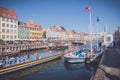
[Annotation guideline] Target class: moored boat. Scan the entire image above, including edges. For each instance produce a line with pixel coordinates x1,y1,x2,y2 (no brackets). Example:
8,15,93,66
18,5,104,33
64,47,87,63
0,51,62,75
64,55,85,63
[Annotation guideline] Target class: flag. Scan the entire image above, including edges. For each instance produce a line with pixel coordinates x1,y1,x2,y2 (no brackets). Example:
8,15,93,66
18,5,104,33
85,6,91,11
97,17,99,22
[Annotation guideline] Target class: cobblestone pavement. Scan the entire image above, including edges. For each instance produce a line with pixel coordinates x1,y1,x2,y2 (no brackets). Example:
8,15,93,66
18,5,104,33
94,45,120,80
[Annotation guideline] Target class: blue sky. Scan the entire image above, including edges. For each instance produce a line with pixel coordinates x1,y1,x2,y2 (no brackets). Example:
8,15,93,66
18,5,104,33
0,0,120,33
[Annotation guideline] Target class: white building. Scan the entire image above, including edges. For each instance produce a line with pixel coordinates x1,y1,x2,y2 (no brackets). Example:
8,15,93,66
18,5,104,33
0,7,18,41
46,27,61,40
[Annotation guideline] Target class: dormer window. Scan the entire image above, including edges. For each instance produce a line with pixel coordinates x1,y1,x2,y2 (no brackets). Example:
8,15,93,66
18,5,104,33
2,13,6,17
13,16,16,19
8,14,12,18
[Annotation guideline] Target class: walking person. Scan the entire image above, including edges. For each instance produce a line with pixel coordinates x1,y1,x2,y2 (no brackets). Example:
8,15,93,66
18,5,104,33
113,41,115,47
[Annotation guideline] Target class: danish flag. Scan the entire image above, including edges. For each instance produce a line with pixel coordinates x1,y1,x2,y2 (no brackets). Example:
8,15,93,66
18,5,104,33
86,6,91,11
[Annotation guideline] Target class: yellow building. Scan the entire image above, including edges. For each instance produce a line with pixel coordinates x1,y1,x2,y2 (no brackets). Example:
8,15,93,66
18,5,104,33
60,31,67,40
66,30,75,40
26,21,44,41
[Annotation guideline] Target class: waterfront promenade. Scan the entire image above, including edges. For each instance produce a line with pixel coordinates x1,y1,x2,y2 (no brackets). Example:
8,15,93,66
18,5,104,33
0,43,48,56
0,40,69,56
94,45,120,80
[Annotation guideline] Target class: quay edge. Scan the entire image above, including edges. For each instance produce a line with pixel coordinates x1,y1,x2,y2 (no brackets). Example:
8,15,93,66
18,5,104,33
0,53,62,75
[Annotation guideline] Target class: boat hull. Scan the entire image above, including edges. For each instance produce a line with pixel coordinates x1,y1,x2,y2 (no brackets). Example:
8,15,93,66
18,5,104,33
64,62,85,70
0,53,62,75
64,57,85,63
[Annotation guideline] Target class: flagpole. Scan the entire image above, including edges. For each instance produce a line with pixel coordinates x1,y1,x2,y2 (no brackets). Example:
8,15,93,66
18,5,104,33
96,20,99,51
89,12,92,55
85,6,92,56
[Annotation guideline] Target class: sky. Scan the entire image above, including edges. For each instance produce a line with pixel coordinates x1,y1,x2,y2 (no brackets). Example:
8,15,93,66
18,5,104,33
0,0,120,33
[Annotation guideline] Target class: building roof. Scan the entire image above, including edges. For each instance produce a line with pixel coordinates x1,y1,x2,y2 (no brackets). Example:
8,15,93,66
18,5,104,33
25,21,41,28
18,21,27,27
0,7,18,20
49,25,66,32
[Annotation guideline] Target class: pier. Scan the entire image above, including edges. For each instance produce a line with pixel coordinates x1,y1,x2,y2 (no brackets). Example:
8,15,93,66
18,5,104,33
94,45,120,80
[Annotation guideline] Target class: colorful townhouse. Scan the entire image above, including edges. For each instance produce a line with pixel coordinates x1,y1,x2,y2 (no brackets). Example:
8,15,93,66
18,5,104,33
26,21,43,41
0,7,18,41
18,21,30,40
66,30,75,40
46,25,67,40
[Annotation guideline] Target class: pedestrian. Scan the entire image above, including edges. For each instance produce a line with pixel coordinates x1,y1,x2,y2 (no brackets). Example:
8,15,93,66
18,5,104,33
113,41,115,47
0,60,2,68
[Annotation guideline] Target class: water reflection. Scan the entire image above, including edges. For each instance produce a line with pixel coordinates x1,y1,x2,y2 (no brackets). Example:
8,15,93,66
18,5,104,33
64,62,85,70
85,62,100,80
85,63,96,71
0,48,93,80
0,58,62,80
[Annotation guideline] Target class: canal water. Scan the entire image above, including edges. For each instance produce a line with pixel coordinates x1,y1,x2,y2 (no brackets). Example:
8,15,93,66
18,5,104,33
0,50,92,80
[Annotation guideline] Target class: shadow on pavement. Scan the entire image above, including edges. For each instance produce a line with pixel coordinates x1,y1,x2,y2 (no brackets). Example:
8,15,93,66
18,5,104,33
98,66,120,80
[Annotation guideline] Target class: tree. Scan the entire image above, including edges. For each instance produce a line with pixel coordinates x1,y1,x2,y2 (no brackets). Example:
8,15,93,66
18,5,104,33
0,39,4,45
43,31,46,38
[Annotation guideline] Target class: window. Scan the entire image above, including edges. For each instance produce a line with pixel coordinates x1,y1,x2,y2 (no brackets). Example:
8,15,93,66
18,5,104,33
14,25,17,28
2,18,5,21
8,14,12,18
11,20,13,23
14,36,16,39
106,37,111,42
2,35,5,39
13,16,16,19
11,24,13,28
14,30,17,34
2,23,5,27
2,29,5,33
12,20,15,23
14,20,16,23
7,18,9,22
9,19,11,22
11,35,13,39
7,29,9,33
14,20,17,23
11,30,13,33
6,35,9,38
5,18,7,21
7,24,9,27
